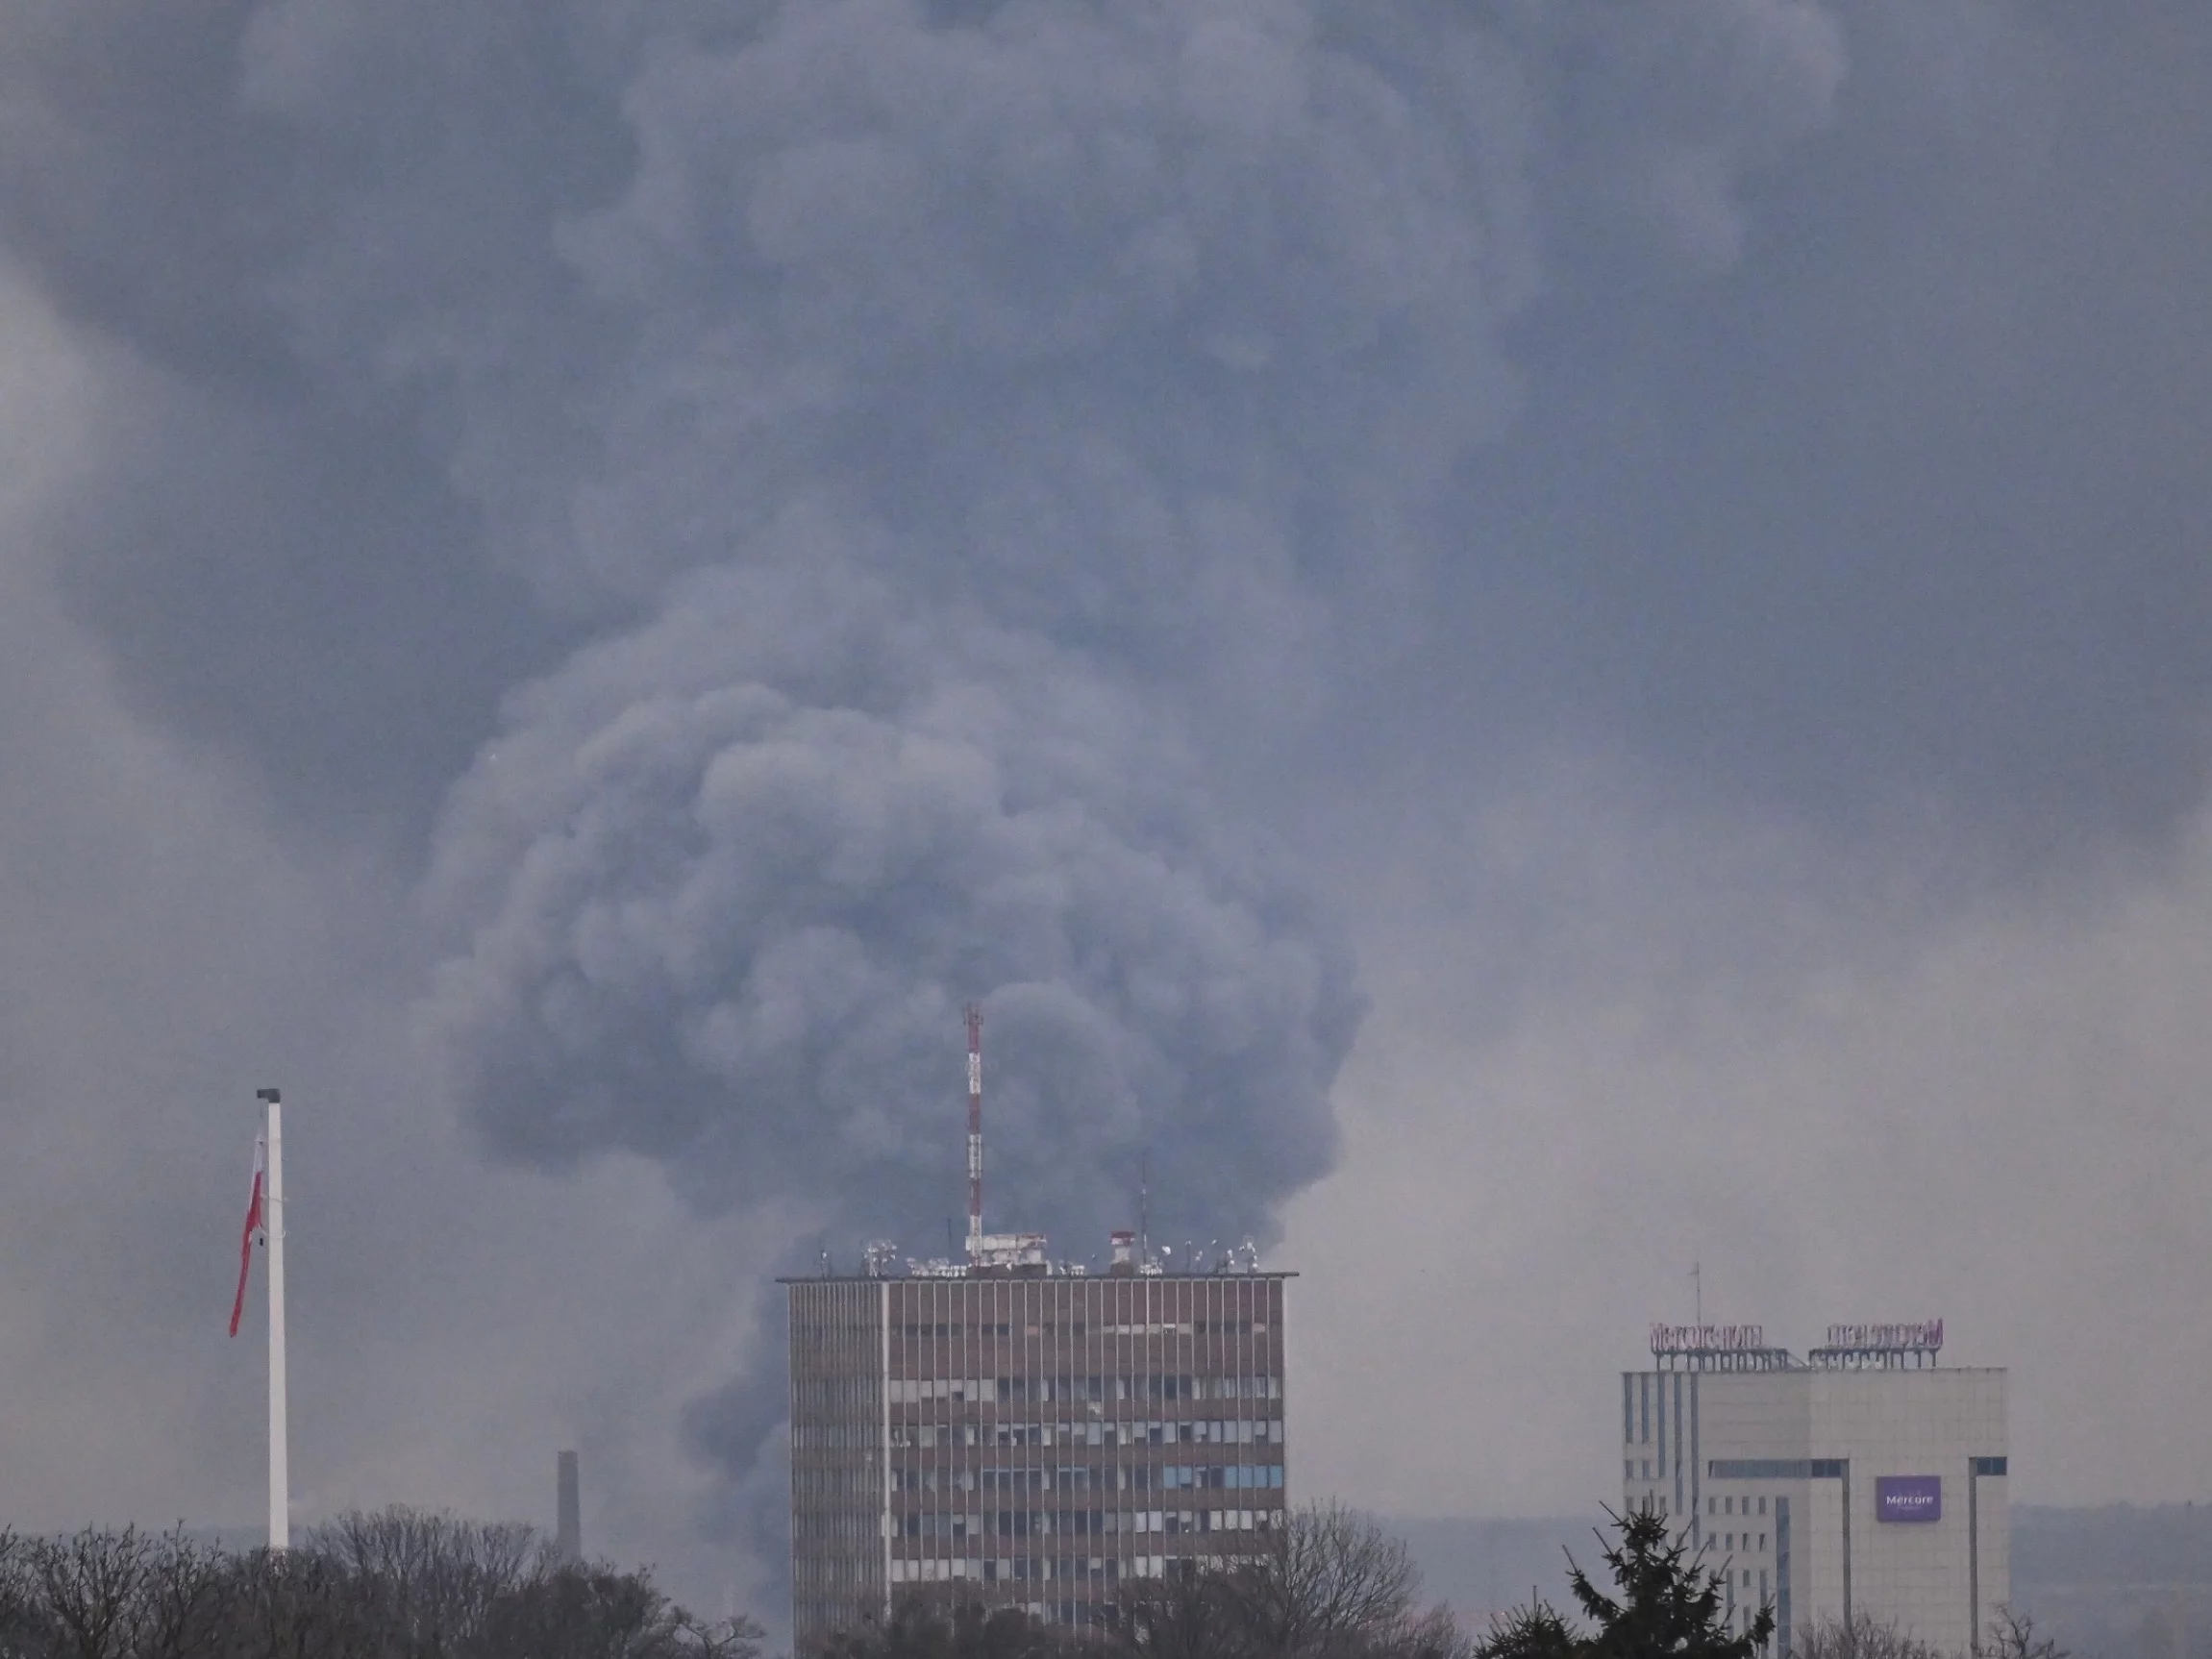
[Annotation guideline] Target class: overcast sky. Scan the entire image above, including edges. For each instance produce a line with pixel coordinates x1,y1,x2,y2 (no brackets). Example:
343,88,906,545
0,0,2207,1627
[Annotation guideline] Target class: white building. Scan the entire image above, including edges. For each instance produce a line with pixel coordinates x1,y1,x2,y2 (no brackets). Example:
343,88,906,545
1622,1322,2007,1659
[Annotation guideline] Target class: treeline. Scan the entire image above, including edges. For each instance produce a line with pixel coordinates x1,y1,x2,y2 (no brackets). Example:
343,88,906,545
14,1501,2084,1659
824,1506,2075,1659
0,1508,761,1659
826,1502,1471,1659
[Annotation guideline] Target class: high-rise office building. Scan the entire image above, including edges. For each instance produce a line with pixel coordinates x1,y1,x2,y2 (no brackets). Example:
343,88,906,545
1622,1321,2007,1659
788,1255,1288,1647
784,1009,1291,1650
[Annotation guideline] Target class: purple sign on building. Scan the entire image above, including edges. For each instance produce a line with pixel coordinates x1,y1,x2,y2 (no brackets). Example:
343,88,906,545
1876,1475,1943,1523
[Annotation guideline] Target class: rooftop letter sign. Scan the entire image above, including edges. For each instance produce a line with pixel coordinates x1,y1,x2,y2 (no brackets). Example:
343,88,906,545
1824,1320,1943,1352
1651,1324,1767,1354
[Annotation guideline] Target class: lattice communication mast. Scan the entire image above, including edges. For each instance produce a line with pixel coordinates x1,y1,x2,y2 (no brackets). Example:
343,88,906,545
965,1003,983,1253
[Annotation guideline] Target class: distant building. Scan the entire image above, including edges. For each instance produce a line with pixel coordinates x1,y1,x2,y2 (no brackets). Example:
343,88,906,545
784,1008,1290,1651
1623,1321,2007,1659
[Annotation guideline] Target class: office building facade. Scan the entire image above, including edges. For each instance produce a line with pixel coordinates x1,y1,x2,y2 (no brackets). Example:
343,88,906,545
1623,1323,2007,1659
789,1262,1289,1650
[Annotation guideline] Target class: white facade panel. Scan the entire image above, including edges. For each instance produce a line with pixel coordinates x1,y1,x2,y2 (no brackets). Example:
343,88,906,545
1622,1365,2007,1659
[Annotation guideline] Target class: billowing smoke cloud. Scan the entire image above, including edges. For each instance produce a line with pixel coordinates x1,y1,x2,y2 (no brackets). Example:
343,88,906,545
0,0,1865,1594
8,0,2212,1623
404,0,1845,1564
391,0,1840,1562
408,0,1543,1549
422,555,1361,1248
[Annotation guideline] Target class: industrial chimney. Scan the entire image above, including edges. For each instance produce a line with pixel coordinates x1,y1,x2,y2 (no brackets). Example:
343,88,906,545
556,1450,581,1565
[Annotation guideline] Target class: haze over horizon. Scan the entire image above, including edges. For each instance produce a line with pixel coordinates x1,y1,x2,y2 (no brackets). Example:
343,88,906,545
0,0,2205,1621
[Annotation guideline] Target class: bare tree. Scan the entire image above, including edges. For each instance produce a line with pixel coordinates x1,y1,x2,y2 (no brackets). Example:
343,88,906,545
1793,1614,1950,1659
465,1562,662,1659
308,1508,540,1659
1269,1501,1429,1653
26,1526,161,1659
821,1596,1080,1659
137,1529,235,1659
464,1560,764,1659
0,1517,760,1659
656,1606,768,1659
1103,1566,1266,1659
1984,1609,2067,1659
1103,1502,1470,1659
0,1529,42,1657
217,1547,382,1659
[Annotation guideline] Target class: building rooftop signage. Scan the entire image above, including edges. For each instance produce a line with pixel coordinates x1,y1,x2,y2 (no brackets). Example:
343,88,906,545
1824,1320,1943,1352
1807,1318,1944,1369
1646,1321,1798,1372
1651,1323,1766,1354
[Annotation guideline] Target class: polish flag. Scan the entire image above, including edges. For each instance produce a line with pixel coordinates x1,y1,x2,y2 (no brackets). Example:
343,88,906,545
229,1140,265,1338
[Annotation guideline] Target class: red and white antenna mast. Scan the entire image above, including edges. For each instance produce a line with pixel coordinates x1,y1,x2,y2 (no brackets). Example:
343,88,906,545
965,1003,984,1253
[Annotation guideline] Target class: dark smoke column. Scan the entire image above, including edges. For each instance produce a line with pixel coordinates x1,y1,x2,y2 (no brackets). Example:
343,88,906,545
424,575,1362,1244
410,0,1543,1601
420,569,1365,1578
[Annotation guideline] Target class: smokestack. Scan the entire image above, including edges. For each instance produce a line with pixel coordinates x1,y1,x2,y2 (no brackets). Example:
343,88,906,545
556,1449,581,1565
965,1003,983,1253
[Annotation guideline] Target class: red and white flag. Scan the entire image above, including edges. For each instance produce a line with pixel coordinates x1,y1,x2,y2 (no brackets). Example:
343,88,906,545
228,1139,265,1338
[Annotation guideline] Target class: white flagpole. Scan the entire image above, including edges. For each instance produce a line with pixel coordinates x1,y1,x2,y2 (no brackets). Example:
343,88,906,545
258,1087,289,1551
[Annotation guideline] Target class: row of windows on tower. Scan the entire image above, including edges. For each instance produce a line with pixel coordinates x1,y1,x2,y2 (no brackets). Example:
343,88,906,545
893,1506,1282,1540
1623,1480,1778,1526
892,1464,1286,1494
889,1336,1274,1345
887,1418,1283,1449
882,1374,1283,1405
889,1554,1237,1587
1625,1510,1774,1555
1710,1495,1771,1517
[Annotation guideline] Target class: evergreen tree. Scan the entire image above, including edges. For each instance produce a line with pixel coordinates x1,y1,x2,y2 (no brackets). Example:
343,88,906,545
1473,1600,1581,1659
1476,1508,1774,1659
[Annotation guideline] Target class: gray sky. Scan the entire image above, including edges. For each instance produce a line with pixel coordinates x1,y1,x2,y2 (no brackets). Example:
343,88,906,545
0,0,2206,1624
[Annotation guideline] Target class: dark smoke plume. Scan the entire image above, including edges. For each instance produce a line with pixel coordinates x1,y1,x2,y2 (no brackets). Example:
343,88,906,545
422,556,1363,1249
0,0,1852,1592
407,0,1837,1568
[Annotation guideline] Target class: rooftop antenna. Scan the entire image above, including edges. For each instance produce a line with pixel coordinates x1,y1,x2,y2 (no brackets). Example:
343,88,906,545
966,1003,984,1254
1693,1261,1702,1330
1138,1149,1150,1264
